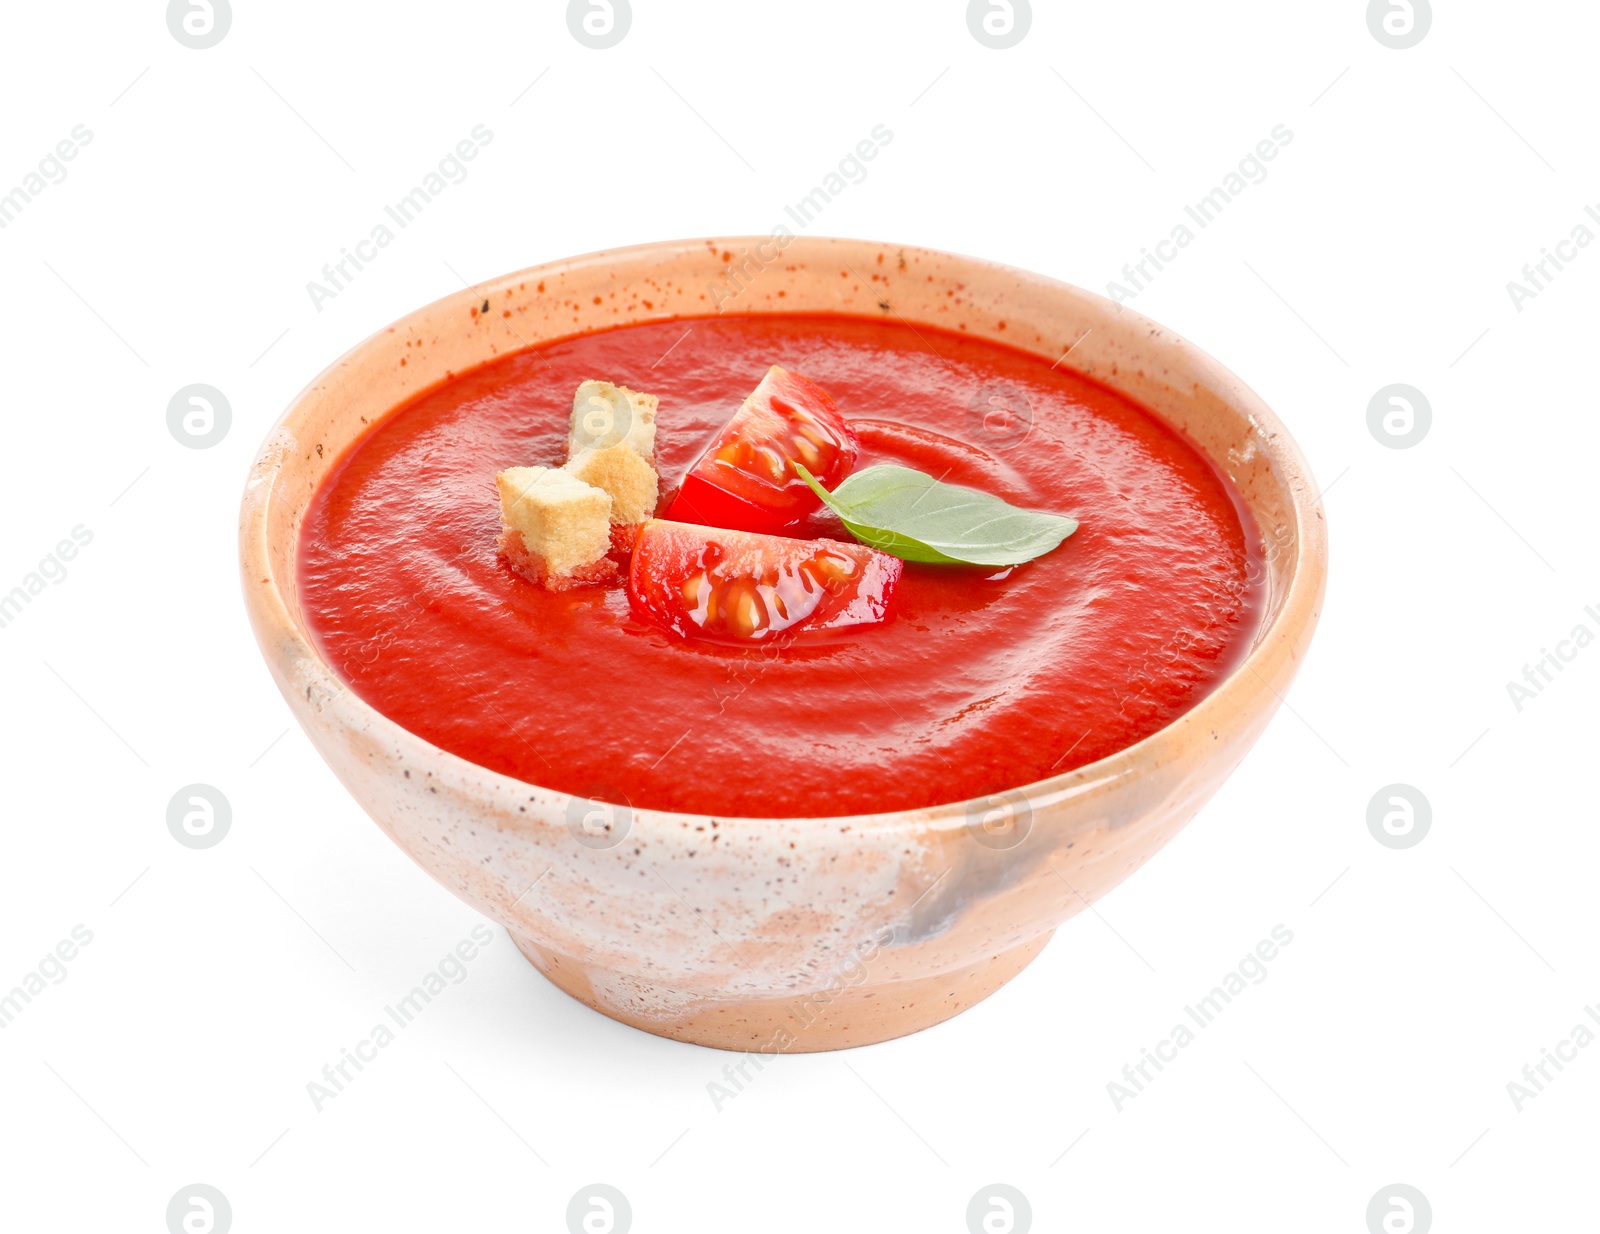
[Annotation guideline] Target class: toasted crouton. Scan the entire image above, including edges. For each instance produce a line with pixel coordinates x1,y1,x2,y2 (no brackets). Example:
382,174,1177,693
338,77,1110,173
496,466,616,588
569,380,658,462
564,443,659,526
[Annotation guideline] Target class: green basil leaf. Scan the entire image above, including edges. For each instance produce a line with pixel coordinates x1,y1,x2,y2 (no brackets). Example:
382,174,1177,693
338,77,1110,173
795,463,1079,567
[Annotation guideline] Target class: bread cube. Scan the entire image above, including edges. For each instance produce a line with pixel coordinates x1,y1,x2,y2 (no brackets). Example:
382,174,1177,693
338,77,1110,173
569,380,657,462
563,444,659,526
495,466,616,588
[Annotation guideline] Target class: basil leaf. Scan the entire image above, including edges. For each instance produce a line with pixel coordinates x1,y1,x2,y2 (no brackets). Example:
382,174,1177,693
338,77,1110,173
795,463,1079,566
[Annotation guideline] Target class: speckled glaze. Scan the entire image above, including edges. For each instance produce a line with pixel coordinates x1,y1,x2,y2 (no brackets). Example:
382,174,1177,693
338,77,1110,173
240,237,1327,1052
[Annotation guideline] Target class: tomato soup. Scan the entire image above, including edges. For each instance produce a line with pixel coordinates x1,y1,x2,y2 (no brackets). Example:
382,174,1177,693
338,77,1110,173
299,314,1262,817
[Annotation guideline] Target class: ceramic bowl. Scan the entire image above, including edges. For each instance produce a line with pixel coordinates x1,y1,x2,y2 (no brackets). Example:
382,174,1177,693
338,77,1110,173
240,236,1326,1052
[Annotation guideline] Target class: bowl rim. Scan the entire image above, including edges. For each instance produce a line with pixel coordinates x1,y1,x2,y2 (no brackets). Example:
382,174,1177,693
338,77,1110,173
240,234,1327,837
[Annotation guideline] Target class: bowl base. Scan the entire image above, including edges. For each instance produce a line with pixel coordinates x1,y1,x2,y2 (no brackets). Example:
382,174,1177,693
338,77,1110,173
511,930,1054,1052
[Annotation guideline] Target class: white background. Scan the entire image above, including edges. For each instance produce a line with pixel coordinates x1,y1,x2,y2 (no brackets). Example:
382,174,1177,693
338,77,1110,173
1,1,1594,1231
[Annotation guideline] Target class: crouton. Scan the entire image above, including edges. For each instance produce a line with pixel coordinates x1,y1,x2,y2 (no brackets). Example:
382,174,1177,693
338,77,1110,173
563,443,659,526
569,380,657,462
495,466,617,589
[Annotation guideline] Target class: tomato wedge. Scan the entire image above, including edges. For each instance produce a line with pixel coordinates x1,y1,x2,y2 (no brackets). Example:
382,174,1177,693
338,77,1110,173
628,520,902,643
665,365,859,533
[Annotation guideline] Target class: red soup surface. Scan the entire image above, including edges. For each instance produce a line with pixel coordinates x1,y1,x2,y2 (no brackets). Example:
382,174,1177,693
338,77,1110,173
300,314,1263,818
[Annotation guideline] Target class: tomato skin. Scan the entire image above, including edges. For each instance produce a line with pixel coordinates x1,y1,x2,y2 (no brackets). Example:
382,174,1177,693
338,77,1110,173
664,365,858,533
628,519,902,644
665,472,779,535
